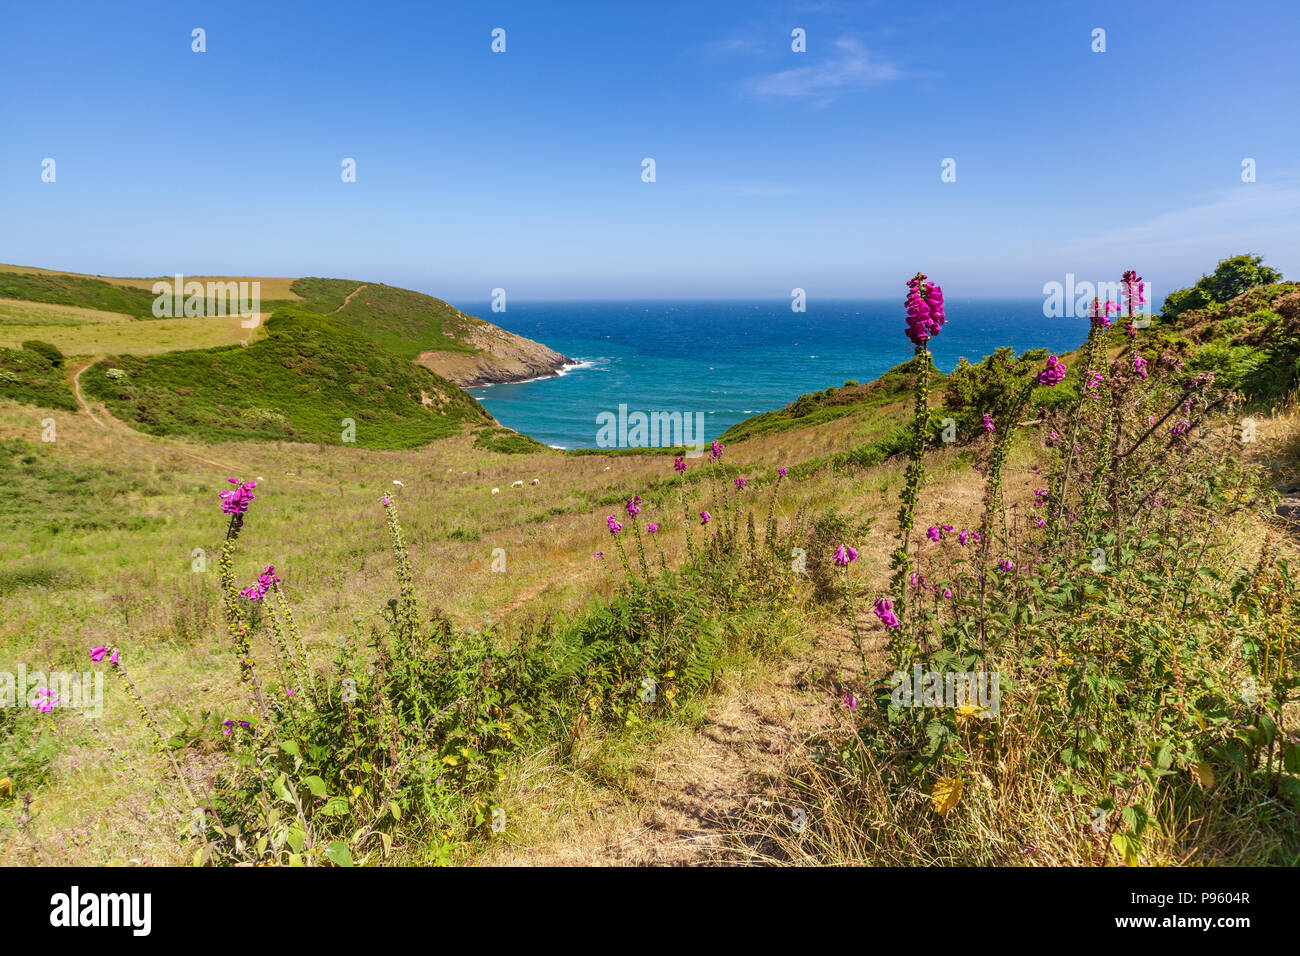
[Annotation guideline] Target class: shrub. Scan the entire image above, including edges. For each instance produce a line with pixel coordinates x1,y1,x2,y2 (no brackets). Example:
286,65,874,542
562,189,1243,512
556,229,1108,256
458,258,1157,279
20,340,64,368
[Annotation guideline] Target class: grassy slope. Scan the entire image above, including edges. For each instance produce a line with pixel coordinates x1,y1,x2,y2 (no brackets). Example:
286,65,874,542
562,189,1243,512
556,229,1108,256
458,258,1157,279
308,280,481,358
79,306,491,448
0,272,158,318
0,266,487,354
2,282,1298,866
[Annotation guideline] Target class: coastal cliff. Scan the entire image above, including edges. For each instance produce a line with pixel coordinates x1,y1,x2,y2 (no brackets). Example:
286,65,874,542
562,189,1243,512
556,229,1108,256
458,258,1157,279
417,320,573,386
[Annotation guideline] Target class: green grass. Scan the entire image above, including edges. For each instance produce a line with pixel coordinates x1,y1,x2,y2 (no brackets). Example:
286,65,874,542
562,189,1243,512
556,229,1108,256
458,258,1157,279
720,358,937,443
0,344,77,411
80,306,491,448
472,427,547,454
288,277,364,314
0,272,158,319
328,283,480,358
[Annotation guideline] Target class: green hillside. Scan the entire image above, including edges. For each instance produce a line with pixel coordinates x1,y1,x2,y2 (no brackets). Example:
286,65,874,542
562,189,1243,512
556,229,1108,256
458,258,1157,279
0,271,157,318
294,279,481,359
79,306,491,448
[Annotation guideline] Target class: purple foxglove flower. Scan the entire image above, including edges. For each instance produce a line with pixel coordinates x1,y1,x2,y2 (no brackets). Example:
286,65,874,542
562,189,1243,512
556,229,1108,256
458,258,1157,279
873,597,901,629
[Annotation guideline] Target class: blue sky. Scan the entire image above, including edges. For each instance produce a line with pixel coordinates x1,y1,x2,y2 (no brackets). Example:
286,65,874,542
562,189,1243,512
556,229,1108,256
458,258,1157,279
2,0,1297,300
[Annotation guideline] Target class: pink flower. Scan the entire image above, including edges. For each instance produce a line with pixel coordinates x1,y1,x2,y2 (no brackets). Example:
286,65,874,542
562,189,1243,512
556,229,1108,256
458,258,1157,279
873,597,901,629
1085,370,1103,390
32,688,58,713
1089,298,1119,328
733,477,746,490
904,273,945,346
1121,270,1146,315
841,691,858,711
1037,355,1067,387
647,523,659,533
982,413,995,433
219,478,257,516
90,645,108,663
673,456,687,473
958,529,970,547
241,565,282,602
942,587,952,599
382,495,390,506
833,544,858,566
778,467,787,477
700,511,711,525
626,495,642,518
606,515,623,535
926,526,942,542
709,440,725,461
1133,355,1148,379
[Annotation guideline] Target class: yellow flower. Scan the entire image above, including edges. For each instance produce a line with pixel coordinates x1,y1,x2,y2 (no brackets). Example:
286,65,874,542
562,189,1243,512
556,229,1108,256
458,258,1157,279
955,704,987,723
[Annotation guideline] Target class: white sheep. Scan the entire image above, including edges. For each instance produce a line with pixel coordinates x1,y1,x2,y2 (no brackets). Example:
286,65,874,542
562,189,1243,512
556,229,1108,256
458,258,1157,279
530,478,539,485
491,488,500,495
511,480,524,488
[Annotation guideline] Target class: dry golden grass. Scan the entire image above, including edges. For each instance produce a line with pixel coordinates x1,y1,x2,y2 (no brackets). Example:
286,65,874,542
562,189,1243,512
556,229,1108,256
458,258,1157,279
0,264,303,300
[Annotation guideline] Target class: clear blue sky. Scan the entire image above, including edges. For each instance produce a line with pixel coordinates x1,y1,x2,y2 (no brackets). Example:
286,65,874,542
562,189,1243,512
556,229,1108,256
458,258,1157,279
2,0,1297,300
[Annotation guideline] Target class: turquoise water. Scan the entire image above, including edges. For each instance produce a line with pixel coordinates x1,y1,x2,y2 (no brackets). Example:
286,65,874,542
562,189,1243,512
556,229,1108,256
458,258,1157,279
461,299,1086,450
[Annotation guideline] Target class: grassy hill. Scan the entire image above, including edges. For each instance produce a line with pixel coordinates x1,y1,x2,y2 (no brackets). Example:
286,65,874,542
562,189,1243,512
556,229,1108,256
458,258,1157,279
289,279,479,358
79,306,491,448
0,265,569,387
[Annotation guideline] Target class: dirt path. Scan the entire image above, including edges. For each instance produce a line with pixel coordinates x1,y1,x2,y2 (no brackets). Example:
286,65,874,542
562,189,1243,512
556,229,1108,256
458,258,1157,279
332,283,368,313
67,357,308,480
481,473,974,865
481,602,883,866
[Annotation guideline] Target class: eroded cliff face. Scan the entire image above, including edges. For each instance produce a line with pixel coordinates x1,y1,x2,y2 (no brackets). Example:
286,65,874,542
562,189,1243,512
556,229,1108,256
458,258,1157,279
417,321,573,386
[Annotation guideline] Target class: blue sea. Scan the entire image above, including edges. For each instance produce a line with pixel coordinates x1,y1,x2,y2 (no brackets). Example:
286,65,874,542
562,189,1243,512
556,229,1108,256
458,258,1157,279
460,299,1085,450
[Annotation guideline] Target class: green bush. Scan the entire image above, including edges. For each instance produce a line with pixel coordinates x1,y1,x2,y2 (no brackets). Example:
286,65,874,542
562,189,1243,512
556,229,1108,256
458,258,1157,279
20,340,64,368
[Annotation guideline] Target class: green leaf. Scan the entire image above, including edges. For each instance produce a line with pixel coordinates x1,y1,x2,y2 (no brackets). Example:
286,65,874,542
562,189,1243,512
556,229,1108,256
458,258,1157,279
321,795,350,817
304,775,328,798
1284,742,1300,774
326,842,353,867
273,774,293,803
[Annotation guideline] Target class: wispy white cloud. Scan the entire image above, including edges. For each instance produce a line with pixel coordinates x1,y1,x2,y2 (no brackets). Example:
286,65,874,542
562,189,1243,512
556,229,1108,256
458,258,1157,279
741,37,901,106
1075,182,1300,250
697,33,765,56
